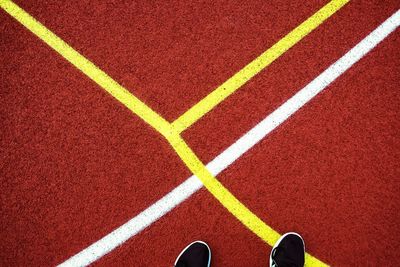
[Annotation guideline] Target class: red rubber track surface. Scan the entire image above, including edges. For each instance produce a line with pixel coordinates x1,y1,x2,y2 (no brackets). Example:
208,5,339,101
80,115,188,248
96,30,400,267
9,0,326,120
183,0,399,163
0,12,191,266
1,0,399,266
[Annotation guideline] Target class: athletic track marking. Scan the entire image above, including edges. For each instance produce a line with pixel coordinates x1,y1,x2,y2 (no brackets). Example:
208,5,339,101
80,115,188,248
1,1,343,265
171,0,349,133
2,0,398,265
58,10,400,266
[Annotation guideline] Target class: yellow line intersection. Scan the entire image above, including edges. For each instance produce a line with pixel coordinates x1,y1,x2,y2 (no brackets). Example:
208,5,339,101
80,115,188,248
0,0,349,265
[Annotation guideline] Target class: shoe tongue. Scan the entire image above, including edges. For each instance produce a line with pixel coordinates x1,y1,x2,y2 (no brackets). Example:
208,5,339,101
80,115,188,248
272,247,299,267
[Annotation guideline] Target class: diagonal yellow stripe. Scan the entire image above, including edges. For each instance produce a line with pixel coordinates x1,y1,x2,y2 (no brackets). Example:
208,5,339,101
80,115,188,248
167,134,329,266
172,0,349,133
0,0,173,138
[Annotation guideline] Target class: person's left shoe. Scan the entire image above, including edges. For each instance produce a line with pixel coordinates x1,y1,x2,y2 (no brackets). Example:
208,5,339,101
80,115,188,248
174,241,211,267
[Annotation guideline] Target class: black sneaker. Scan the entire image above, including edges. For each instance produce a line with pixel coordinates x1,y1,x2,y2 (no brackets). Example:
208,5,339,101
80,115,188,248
269,232,305,267
174,241,211,267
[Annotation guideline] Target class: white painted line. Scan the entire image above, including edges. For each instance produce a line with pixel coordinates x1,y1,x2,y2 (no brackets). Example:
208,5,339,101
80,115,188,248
58,10,400,267
58,177,203,267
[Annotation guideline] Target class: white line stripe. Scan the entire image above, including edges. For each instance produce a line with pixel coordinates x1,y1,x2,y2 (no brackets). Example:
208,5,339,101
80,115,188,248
59,10,400,267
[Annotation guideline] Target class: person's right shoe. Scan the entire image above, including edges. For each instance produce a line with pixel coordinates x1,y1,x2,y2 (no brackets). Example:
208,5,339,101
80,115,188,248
269,232,305,267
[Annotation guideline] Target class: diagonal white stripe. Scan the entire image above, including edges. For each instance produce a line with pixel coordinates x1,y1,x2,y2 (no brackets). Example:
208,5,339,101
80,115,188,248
59,9,400,267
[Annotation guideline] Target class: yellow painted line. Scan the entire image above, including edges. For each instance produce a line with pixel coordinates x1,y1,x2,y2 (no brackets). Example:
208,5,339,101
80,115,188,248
167,134,328,266
1,1,329,265
0,0,173,138
171,0,349,133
